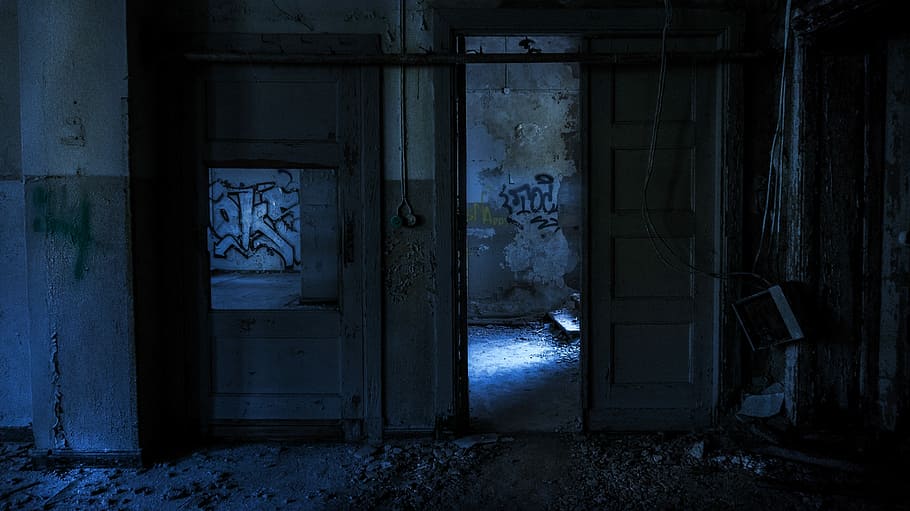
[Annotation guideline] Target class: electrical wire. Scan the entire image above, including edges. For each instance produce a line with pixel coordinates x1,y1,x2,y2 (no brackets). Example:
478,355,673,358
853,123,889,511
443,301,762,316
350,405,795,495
752,0,793,272
400,0,408,201
640,0,772,288
397,0,416,225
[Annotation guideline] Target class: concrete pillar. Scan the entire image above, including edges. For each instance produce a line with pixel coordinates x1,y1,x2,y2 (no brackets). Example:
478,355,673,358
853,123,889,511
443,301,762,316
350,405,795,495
18,0,139,462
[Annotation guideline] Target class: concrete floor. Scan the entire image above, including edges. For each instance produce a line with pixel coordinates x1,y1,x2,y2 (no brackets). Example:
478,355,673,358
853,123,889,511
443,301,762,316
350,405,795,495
210,272,302,310
468,322,581,433
2,427,905,510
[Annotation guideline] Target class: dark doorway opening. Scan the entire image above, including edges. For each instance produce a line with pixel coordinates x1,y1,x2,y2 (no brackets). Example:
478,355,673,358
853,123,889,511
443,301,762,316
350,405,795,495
462,35,584,433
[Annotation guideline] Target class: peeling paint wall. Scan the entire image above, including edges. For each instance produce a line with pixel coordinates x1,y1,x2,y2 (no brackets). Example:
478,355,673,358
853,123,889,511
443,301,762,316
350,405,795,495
19,0,138,454
465,36,582,319
760,4,907,431
879,37,910,431
0,0,31,430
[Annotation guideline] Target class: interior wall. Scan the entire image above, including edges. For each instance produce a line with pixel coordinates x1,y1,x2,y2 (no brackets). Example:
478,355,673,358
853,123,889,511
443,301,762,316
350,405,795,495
879,36,910,432
126,0,902,440
0,0,32,430
766,3,903,430
465,36,582,320
137,0,768,436
138,0,443,433
2,0,902,457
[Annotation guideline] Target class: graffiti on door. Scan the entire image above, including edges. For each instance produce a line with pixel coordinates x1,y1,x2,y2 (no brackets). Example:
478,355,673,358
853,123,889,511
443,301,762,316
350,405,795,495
209,169,301,270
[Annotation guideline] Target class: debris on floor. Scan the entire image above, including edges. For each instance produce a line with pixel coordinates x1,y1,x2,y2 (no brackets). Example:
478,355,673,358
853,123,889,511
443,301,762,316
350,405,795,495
738,382,786,418
2,421,906,511
547,309,580,339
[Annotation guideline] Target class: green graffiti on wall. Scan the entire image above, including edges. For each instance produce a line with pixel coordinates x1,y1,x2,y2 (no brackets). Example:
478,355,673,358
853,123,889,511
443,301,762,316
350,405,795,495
32,186,92,280
467,203,507,226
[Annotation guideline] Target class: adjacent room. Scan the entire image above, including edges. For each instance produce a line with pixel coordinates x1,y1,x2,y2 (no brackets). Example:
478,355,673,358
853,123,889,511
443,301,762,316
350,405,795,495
464,35,583,433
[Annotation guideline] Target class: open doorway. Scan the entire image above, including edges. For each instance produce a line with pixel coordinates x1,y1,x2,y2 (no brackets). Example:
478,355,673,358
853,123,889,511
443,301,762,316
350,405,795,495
463,35,583,433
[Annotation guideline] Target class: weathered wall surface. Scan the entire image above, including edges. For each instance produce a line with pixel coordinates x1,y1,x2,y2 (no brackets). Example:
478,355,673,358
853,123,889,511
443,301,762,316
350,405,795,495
144,0,443,432
879,37,910,431
761,3,905,431
0,0,19,179
0,183,30,430
142,0,754,432
131,0,902,436
465,36,582,319
0,0,31,430
19,0,138,453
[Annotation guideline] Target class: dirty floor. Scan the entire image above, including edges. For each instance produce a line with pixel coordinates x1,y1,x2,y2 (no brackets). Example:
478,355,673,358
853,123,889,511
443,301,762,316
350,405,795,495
2,422,907,510
468,322,580,433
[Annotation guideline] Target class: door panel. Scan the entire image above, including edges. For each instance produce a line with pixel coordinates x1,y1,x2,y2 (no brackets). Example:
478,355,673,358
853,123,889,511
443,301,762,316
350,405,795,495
200,63,377,437
206,80,339,141
588,35,720,430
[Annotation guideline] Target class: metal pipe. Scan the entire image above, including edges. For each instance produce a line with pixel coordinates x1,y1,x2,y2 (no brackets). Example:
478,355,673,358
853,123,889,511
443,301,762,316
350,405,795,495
184,50,768,66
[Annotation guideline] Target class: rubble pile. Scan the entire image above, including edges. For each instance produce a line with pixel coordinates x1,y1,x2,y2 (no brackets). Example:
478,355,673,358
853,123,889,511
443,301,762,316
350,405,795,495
347,437,508,510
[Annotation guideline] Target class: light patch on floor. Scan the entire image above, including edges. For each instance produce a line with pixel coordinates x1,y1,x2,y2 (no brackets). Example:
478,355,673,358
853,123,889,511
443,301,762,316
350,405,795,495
468,322,581,433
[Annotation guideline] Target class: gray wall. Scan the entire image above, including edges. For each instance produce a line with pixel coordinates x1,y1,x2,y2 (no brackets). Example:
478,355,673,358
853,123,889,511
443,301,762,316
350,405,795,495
0,0,31,430
465,35,582,319
19,0,138,453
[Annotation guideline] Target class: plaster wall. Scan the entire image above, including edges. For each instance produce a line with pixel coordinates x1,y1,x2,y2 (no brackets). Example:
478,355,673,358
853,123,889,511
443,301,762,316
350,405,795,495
0,0,19,178
18,0,138,453
465,35,582,319
0,0,31,430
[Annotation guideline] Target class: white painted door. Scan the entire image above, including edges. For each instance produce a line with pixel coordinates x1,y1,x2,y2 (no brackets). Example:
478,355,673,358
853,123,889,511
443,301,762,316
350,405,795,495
200,60,380,438
587,35,721,429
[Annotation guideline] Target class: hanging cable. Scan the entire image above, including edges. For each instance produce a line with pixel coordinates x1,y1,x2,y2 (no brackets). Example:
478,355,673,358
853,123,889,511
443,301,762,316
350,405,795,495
640,0,772,288
393,0,417,228
752,0,793,271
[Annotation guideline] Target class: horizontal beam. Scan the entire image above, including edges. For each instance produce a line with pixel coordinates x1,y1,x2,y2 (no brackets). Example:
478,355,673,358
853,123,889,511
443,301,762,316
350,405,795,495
184,50,768,66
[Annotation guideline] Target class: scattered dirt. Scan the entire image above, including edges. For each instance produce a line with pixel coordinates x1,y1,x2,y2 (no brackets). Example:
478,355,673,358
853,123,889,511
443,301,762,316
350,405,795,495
2,422,906,510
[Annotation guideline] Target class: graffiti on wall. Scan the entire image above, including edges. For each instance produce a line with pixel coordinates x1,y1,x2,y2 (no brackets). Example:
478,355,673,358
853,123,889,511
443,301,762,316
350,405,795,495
209,169,301,270
31,186,93,280
467,203,508,226
498,173,560,232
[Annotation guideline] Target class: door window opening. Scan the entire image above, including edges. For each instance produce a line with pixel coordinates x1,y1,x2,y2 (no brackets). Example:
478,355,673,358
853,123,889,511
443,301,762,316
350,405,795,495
208,167,339,310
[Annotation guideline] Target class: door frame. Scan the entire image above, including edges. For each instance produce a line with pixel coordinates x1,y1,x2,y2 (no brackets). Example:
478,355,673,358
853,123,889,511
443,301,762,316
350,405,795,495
433,8,744,432
185,34,383,441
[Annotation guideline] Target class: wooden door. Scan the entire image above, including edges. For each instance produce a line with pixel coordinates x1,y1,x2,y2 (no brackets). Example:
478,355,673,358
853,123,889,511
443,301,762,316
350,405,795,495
587,35,721,430
198,54,380,439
